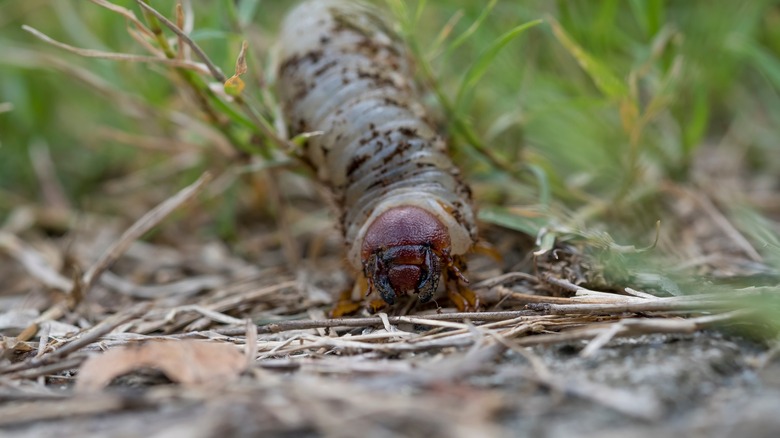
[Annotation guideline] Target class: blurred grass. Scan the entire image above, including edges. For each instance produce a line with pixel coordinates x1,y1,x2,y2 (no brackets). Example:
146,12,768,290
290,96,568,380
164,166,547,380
0,0,779,279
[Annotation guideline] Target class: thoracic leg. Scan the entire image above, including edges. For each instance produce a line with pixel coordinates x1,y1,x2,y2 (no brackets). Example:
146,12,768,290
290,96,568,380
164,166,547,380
444,255,479,311
331,276,370,317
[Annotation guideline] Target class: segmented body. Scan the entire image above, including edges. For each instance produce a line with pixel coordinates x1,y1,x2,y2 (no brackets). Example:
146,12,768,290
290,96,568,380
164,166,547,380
277,0,477,307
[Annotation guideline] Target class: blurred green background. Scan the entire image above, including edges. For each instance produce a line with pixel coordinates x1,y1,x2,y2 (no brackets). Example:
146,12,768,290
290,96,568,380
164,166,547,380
1,0,779,266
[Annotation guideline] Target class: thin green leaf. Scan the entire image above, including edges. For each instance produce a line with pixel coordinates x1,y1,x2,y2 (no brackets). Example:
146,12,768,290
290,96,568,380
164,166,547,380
238,0,262,27
682,85,709,154
477,206,547,236
727,34,780,91
547,15,628,99
428,10,463,56
444,0,497,56
454,19,543,112
413,0,427,27
189,29,231,41
384,0,409,28
646,0,664,37
731,205,780,266
524,163,551,207
291,130,323,147
534,232,557,256
628,0,664,38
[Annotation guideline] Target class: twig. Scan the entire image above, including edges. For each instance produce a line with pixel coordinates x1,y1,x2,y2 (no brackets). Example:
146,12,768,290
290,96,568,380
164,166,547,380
526,297,735,315
473,271,538,289
217,310,538,336
165,305,245,326
137,0,298,156
493,285,633,304
8,357,88,380
100,271,225,299
540,273,599,295
1,304,149,375
623,287,659,299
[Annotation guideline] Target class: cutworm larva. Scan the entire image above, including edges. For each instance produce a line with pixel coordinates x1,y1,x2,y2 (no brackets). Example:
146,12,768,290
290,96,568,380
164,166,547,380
277,0,478,311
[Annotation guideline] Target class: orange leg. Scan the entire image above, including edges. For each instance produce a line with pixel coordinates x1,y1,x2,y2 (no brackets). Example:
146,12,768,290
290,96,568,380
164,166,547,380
332,252,481,315
368,298,389,313
471,239,503,263
331,276,370,317
442,254,480,312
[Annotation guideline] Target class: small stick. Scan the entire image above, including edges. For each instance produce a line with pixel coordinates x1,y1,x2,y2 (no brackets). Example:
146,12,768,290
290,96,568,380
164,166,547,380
0,304,149,375
493,285,615,304
526,298,734,315
540,273,597,294
8,357,87,380
473,271,538,289
217,310,538,336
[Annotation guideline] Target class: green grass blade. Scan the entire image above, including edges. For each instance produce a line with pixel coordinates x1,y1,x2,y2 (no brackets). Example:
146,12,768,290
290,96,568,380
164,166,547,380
454,19,543,113
478,206,547,236
444,0,497,56
727,35,780,91
547,15,628,100
682,85,710,155
384,0,410,28
524,163,551,207
413,0,427,27
629,0,664,38
237,0,262,27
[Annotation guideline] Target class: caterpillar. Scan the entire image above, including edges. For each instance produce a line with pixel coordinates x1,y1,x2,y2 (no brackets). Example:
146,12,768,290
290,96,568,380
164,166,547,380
276,0,478,313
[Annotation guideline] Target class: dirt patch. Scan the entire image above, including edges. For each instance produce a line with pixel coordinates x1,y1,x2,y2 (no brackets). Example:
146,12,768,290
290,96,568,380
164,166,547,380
2,331,778,437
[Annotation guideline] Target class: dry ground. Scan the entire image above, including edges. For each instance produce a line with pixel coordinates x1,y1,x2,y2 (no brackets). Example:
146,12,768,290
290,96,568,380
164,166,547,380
1,158,779,437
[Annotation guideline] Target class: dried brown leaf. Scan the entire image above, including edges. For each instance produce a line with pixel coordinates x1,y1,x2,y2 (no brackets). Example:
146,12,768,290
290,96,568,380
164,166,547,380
235,40,248,76
75,340,245,391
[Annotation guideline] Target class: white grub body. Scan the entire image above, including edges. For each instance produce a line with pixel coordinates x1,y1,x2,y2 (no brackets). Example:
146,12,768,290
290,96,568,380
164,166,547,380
277,0,477,270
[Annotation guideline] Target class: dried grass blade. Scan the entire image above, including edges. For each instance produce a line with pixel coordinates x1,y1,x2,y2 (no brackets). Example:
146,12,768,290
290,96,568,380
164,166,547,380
88,0,153,37
81,172,212,294
0,232,73,291
22,25,210,73
134,0,225,81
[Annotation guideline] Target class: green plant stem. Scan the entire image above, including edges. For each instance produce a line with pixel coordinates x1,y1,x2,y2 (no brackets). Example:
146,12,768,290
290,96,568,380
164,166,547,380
139,1,262,156
408,39,520,176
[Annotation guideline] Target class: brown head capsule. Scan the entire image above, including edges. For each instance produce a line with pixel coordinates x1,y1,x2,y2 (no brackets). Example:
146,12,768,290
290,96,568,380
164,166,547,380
360,206,450,304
